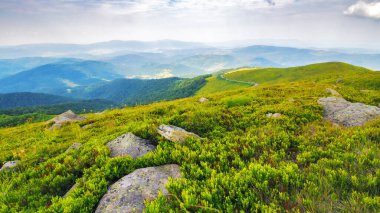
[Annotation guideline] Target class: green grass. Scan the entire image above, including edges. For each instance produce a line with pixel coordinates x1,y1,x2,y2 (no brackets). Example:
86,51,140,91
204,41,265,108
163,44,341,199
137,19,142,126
0,62,380,212
225,62,380,88
224,62,380,105
1,81,379,212
196,75,251,95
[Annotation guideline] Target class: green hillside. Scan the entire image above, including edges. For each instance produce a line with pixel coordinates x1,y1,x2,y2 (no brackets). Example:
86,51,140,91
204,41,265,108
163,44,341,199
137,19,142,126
196,75,251,95
225,62,380,89
0,92,75,109
0,62,379,212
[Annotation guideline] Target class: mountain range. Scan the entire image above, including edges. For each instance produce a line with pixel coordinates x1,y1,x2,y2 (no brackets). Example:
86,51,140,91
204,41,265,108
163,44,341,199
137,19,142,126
0,40,379,112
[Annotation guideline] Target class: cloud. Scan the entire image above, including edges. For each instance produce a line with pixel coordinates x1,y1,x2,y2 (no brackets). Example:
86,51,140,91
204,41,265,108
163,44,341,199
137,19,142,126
344,0,380,20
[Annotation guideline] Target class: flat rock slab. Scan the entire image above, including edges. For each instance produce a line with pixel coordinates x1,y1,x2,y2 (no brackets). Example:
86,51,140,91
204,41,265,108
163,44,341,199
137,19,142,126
50,110,86,129
106,133,156,158
0,161,18,171
95,164,181,213
318,97,380,127
157,124,200,143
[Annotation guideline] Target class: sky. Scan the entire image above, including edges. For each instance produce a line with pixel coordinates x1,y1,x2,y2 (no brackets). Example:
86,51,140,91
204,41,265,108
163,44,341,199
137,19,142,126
1,0,380,49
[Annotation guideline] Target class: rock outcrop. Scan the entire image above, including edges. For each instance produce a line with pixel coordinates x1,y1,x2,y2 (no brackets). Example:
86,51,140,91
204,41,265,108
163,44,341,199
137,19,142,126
157,124,200,143
95,164,181,213
318,97,380,127
50,110,86,129
65,143,83,152
198,97,209,103
0,161,18,171
106,133,156,158
266,113,282,118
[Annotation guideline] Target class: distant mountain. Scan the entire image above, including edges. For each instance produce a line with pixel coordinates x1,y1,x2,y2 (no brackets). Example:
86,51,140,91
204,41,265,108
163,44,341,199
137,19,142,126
0,40,209,58
0,92,75,109
0,57,77,78
0,60,121,94
232,45,380,69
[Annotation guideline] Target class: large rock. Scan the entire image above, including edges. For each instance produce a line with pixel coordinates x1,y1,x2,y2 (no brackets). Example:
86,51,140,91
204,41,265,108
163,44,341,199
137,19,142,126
0,161,18,171
50,110,86,129
157,124,200,143
266,113,282,118
95,164,181,213
318,97,380,127
106,133,156,158
198,97,209,103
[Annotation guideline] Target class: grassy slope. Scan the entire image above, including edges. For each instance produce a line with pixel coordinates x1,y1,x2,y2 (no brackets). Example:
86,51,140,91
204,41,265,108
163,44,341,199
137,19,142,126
196,75,251,95
224,62,380,105
0,80,379,212
225,62,380,88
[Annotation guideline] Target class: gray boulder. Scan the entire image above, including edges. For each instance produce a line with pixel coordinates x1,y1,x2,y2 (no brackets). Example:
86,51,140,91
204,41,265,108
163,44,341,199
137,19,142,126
198,97,209,103
266,113,282,118
106,133,156,158
318,97,380,127
157,124,200,143
95,164,181,213
0,161,18,171
50,110,86,129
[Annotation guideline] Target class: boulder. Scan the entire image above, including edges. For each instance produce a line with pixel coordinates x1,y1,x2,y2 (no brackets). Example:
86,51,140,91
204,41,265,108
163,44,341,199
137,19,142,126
95,164,181,213
65,143,83,152
325,88,341,97
106,133,156,158
0,161,18,171
157,124,200,143
266,113,282,118
318,97,380,127
198,97,209,103
50,110,86,129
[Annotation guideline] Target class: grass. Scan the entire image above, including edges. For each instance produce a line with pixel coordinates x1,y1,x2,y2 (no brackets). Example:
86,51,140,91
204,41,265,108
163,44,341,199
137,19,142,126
0,62,379,212
225,62,380,88
196,75,251,95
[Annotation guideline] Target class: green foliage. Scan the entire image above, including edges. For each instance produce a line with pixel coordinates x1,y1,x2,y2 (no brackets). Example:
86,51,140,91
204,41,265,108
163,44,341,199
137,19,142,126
225,62,379,88
0,80,379,212
0,92,75,109
0,99,117,116
196,75,250,95
0,113,52,128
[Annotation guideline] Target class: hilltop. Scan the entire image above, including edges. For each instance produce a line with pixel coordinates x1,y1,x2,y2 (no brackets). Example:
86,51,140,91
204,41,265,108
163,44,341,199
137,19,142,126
0,62,379,212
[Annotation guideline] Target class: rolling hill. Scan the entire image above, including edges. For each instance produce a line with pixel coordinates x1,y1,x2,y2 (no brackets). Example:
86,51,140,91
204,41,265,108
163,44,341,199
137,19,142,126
224,62,380,89
70,75,210,105
0,61,379,212
0,60,121,94
0,92,75,109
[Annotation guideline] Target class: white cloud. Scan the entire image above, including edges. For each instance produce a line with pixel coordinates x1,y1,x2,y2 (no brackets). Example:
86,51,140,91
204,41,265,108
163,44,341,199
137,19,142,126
344,1,380,20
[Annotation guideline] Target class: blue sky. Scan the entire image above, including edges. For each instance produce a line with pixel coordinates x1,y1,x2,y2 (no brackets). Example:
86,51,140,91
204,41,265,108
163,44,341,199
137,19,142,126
0,0,380,49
